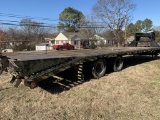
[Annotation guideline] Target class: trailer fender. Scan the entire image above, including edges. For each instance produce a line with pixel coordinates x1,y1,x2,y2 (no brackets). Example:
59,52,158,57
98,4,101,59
113,56,124,72
92,58,106,79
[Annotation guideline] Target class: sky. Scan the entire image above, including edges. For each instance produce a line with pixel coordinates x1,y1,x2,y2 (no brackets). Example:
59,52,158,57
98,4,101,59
0,0,160,27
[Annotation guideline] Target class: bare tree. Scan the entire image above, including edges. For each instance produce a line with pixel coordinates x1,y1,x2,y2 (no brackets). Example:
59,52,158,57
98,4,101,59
79,15,96,39
0,29,5,42
20,19,45,43
0,19,56,51
0,29,6,50
92,0,136,46
79,15,106,38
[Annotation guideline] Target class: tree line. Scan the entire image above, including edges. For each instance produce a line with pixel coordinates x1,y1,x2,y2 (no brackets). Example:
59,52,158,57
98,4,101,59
0,19,56,50
0,0,160,51
126,19,160,41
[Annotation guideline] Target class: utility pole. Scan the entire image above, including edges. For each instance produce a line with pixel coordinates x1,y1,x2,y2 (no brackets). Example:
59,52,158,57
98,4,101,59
124,11,127,46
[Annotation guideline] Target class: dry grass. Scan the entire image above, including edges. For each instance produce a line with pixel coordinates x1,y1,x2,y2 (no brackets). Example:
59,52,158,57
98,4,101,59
1,57,160,120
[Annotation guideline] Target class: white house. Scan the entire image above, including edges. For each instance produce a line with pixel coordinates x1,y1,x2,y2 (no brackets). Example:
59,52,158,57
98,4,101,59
90,34,114,46
54,32,87,49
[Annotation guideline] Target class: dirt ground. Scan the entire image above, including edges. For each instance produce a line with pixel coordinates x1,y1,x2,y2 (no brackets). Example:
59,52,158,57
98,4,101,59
0,56,160,120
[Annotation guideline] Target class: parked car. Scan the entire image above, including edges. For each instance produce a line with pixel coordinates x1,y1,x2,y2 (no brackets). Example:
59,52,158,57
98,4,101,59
83,44,90,49
53,43,74,50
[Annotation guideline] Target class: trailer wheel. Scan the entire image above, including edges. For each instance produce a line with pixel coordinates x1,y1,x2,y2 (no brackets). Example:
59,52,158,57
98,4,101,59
152,51,158,58
113,56,124,72
92,59,106,79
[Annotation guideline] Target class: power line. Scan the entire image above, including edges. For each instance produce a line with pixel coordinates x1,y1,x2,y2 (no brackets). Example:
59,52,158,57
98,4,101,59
0,13,106,23
0,22,58,28
0,13,59,22
0,19,59,28
0,13,108,29
0,19,108,28
0,22,108,29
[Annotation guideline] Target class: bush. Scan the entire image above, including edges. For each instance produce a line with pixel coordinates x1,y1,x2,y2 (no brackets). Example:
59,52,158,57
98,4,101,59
90,42,97,49
13,44,35,51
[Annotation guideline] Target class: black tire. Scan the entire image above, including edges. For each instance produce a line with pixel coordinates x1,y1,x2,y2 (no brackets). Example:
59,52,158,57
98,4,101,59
59,47,63,50
92,59,106,79
113,56,124,72
72,46,74,50
152,51,159,58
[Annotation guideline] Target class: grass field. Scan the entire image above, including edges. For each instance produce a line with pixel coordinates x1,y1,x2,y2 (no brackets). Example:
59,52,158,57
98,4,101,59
0,56,160,120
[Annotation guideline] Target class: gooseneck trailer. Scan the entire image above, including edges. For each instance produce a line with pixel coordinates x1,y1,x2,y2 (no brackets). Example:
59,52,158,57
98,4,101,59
0,32,160,88
0,47,160,88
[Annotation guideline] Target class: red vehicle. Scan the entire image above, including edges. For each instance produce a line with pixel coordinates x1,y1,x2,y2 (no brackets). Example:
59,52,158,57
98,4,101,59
53,43,74,50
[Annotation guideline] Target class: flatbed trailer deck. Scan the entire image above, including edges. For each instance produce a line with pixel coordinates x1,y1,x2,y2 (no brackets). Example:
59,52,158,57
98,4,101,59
1,47,160,88
3,47,160,60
